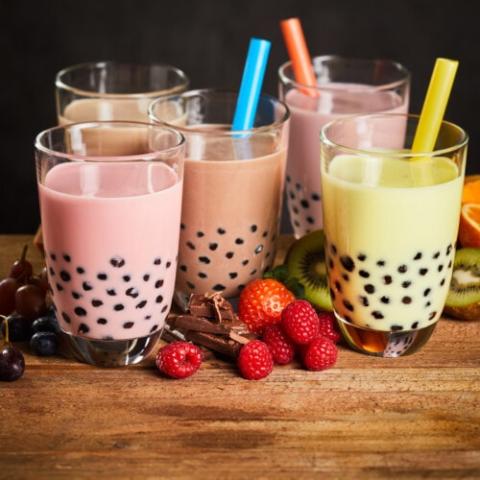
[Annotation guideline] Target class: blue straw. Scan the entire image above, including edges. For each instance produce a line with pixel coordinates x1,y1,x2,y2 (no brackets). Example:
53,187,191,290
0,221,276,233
232,38,271,132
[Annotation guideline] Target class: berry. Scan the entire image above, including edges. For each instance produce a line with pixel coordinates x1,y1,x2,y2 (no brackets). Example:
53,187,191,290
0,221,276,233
32,316,59,334
317,311,341,343
156,342,202,379
15,284,46,320
238,279,295,333
0,344,25,381
1,313,31,341
281,300,320,345
262,325,295,365
237,340,273,380
30,332,58,356
301,336,337,371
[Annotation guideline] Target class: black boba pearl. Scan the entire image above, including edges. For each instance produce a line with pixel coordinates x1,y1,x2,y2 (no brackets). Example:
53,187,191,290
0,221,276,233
217,228,226,235
77,267,85,274
49,267,55,276
433,251,440,259
63,254,71,262
440,278,446,286
292,206,299,214
126,287,139,298
229,272,238,279
429,311,437,320
114,304,124,311
359,270,370,278
82,281,93,291
123,322,134,329
180,265,187,272
254,245,263,254
262,231,268,238
123,275,131,282
60,270,71,282
446,244,452,255
402,281,411,288
371,311,384,319
235,238,244,245
330,289,336,301
425,301,431,308
199,256,210,264
209,243,218,251
328,258,334,269
56,283,64,292
198,272,207,279
226,252,234,259
74,307,87,316
383,275,393,285
78,323,89,334
72,291,81,300
155,279,164,288
97,317,108,325
242,260,249,266
402,296,412,304
153,257,162,265
295,183,301,191
251,225,257,232
331,244,337,255
364,284,375,294
357,253,366,261
377,260,386,267
156,295,164,304
110,256,125,268
197,231,204,238
143,274,150,282
91,299,103,307
419,268,428,276
359,296,369,307
448,260,452,269
398,265,407,273
250,269,257,276
294,220,300,227
334,281,342,293
61,312,71,324
306,217,315,224
97,273,108,281
438,264,444,272
286,175,291,182
343,300,354,312
414,252,422,260
301,199,310,209
342,273,349,282
213,284,226,291
161,305,168,313
186,241,195,250
424,288,431,296
289,192,295,200
311,193,320,201
107,289,116,296
411,321,419,329
150,325,159,332
391,325,403,332
180,223,186,230
340,256,355,272
145,315,151,320
50,253,56,261
136,300,147,309
380,296,390,304
186,281,195,290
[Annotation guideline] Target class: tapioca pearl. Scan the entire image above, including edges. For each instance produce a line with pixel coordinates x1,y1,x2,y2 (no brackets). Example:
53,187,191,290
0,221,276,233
123,275,131,282
242,259,249,266
300,199,310,209
286,175,291,183
391,325,403,332
311,193,320,201
92,299,103,307
328,258,334,269
343,300,354,312
72,291,82,300
78,323,89,334
225,251,234,259
446,244,452,256
359,296,369,307
136,300,147,309
155,279,164,288
262,231,268,238
180,223,186,230
398,265,407,274
380,296,390,304
402,296,412,304
198,272,207,279
97,272,107,281
250,269,257,276
419,268,428,276
209,243,218,251
330,288,336,301
342,273,349,282
77,267,85,274
150,324,160,333
340,256,355,272
166,261,172,269
433,251,440,259
103,336,113,341
106,288,116,296
82,281,93,291
217,227,226,235
212,284,226,292
126,287,139,298
364,284,375,294
156,295,164,304
110,256,125,268
123,322,134,329
180,265,187,272
448,260,452,269
266,252,271,259
63,254,71,262
61,312,71,324
289,191,295,200
235,238,244,245
49,267,55,277
50,253,57,261
371,311,384,319
254,245,264,254
186,241,195,250
250,225,258,233
377,260,386,267
425,301,431,308
383,275,393,285
145,315,152,320
199,256,210,264
440,278,446,286
186,281,195,290
331,244,337,255
357,253,366,262
97,318,107,325
294,220,300,228
359,270,369,278
229,272,238,279
423,288,431,297
306,217,315,225
428,311,437,320
402,281,412,288
438,264,444,272
411,321,419,329
74,306,87,316
161,304,168,314
114,304,124,311
334,281,342,293
59,270,71,282
153,257,162,265
295,182,301,191
413,252,422,260
56,283,64,292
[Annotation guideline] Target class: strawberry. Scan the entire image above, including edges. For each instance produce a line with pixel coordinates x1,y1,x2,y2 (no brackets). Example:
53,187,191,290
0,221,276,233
156,342,202,379
262,324,296,365
317,311,341,343
281,300,319,345
301,336,337,371
238,279,295,333
237,340,273,380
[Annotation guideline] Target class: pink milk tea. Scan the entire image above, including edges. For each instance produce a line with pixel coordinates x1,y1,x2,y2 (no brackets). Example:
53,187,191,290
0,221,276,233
283,84,408,237
39,162,182,340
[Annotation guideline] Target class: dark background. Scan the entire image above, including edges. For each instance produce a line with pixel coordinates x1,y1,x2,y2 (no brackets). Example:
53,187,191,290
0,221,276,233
0,0,478,233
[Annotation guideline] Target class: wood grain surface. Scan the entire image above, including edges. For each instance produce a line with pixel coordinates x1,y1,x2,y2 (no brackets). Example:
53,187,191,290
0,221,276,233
0,235,479,480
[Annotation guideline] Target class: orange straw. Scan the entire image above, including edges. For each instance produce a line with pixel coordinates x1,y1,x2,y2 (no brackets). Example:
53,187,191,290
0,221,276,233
280,18,317,94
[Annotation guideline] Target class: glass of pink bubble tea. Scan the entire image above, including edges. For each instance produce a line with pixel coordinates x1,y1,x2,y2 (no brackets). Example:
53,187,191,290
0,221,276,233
279,56,410,237
35,122,185,366
149,90,290,309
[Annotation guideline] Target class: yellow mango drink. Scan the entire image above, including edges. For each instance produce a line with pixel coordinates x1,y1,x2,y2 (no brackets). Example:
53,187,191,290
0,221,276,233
320,113,468,357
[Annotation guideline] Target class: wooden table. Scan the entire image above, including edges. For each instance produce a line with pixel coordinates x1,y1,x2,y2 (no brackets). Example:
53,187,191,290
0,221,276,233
0,235,479,479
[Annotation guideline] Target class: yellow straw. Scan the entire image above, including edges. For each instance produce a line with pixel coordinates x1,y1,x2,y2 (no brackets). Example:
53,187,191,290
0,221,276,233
412,58,459,152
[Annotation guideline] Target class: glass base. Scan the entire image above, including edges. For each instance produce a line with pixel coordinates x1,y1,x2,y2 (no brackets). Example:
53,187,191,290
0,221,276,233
57,329,163,367
336,314,437,357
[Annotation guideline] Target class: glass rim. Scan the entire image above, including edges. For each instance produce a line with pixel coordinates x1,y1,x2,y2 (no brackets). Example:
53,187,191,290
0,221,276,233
35,120,186,162
278,55,411,94
320,113,469,158
148,88,291,136
55,61,190,99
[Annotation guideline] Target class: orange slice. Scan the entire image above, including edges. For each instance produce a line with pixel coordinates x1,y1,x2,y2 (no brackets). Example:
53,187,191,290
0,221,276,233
462,179,480,204
459,203,480,247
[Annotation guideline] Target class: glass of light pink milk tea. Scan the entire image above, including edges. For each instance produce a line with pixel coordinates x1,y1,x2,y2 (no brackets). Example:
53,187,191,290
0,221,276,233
35,122,185,366
149,90,290,309
278,56,410,237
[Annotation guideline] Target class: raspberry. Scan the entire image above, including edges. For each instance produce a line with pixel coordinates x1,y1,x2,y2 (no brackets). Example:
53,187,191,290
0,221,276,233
317,311,341,343
281,300,319,344
156,342,202,379
237,340,273,380
301,336,337,371
262,324,296,365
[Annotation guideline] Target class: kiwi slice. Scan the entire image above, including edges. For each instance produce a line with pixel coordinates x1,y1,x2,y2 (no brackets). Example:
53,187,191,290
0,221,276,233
444,248,480,321
286,230,332,311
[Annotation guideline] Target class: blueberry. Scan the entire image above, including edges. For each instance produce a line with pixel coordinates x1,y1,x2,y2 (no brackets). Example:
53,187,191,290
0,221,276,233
30,332,57,356
32,316,59,334
1,314,31,341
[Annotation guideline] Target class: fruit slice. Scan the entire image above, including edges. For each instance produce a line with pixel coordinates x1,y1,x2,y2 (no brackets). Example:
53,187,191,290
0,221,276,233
462,179,480,204
444,248,480,321
286,230,332,311
459,203,480,248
